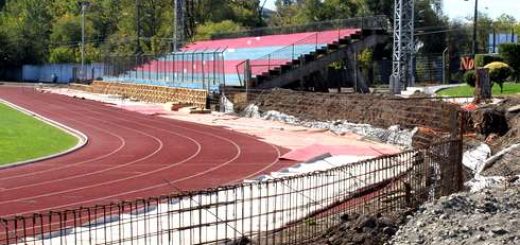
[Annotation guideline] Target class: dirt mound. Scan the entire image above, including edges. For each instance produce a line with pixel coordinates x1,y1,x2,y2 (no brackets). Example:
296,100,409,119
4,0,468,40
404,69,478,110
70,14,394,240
310,212,405,245
481,145,520,177
470,96,520,152
390,187,520,245
469,95,520,177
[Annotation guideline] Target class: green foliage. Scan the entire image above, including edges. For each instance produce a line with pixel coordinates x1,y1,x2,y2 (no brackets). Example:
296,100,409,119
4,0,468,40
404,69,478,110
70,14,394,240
437,83,520,97
475,54,504,68
270,0,366,26
414,0,449,54
484,61,513,93
0,0,52,64
194,20,244,40
48,47,77,64
499,43,520,81
0,0,265,64
0,30,11,66
358,48,373,70
464,70,476,87
494,14,516,33
476,13,494,54
365,0,393,17
1,0,515,70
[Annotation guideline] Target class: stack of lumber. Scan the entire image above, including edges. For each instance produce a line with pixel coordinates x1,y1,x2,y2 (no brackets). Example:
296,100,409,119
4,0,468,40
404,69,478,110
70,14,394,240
70,81,208,109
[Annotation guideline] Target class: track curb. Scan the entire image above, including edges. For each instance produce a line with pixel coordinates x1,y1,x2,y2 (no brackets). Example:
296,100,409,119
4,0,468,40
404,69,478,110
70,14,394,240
0,98,88,170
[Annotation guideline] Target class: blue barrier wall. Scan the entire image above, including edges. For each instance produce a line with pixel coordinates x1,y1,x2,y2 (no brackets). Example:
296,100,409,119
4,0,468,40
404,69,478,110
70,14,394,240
23,64,104,83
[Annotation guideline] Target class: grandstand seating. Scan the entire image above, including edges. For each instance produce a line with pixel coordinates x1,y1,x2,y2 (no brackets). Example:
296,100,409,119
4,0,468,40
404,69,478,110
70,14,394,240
103,29,359,90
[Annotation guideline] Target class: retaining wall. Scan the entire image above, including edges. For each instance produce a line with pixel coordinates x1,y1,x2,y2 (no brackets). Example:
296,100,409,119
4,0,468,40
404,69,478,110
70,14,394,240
224,89,463,148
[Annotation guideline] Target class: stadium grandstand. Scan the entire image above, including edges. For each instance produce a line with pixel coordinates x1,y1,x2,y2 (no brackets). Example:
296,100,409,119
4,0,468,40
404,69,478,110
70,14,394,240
102,17,387,92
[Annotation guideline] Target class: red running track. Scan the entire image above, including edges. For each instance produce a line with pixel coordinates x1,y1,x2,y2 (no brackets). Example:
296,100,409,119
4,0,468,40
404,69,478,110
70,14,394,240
0,86,294,218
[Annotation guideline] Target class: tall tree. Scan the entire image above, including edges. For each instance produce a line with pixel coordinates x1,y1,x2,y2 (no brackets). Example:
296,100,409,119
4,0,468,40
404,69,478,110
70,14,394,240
0,0,52,65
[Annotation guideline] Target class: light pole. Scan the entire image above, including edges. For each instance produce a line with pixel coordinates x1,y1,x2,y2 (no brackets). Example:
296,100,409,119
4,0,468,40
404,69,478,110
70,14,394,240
465,0,478,56
78,1,90,81
173,0,178,52
136,0,142,54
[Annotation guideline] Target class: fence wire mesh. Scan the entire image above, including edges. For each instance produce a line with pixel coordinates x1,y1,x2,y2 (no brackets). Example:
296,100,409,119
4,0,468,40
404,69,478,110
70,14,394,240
103,50,226,91
0,139,462,245
0,89,465,245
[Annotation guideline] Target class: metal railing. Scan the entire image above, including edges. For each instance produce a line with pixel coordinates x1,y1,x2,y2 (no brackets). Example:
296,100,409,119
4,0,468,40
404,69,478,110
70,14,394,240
211,16,390,40
0,140,462,245
103,49,226,91
235,29,359,86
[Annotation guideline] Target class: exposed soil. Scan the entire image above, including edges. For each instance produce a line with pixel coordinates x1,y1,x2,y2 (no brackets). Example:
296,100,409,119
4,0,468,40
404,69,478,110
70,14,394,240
481,145,520,177
469,96,520,177
230,89,460,147
309,212,406,245
389,187,520,245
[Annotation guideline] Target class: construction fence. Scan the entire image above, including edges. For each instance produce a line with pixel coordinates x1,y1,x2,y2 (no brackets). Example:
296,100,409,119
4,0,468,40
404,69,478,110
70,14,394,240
0,139,462,245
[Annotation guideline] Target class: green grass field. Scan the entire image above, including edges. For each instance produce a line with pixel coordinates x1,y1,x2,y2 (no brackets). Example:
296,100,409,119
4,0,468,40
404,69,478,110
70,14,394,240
436,83,520,97
0,103,78,166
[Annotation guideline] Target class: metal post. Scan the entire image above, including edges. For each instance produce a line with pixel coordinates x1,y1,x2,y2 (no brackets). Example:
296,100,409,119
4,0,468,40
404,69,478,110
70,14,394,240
244,59,251,91
442,48,449,84
202,52,206,91
315,33,318,50
292,44,295,60
136,0,142,54
78,1,90,82
173,0,184,51
471,0,478,56
173,0,178,52
268,54,271,71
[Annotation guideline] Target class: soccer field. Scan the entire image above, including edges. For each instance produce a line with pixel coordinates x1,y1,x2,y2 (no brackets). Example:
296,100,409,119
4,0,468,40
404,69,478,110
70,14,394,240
0,102,78,166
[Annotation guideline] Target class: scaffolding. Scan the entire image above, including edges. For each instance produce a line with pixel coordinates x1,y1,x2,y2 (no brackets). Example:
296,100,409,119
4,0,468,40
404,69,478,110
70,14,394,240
391,0,415,94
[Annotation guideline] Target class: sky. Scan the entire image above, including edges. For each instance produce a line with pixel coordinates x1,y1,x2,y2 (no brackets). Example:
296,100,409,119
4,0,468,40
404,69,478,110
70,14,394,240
444,0,520,21
263,0,520,21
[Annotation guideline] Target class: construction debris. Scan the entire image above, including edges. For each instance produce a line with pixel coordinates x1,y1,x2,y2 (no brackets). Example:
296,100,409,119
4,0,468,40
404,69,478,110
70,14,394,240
242,104,417,147
311,212,404,245
389,187,520,245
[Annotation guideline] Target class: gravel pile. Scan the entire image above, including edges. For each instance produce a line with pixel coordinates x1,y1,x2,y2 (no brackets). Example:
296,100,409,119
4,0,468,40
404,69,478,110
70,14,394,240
390,187,520,245
312,212,404,245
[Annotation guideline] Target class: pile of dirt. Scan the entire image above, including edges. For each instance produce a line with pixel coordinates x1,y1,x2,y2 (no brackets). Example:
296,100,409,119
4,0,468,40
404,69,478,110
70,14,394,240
471,96,520,152
469,96,520,176
481,145,520,177
310,212,405,245
389,187,520,245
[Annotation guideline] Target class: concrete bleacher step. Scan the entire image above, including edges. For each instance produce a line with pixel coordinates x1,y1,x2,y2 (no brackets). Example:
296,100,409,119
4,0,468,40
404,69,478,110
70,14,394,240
350,33,362,39
269,68,282,76
339,37,352,45
254,31,366,87
256,75,268,84
303,54,316,62
316,48,328,55
280,64,292,72
254,29,387,89
327,43,339,50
